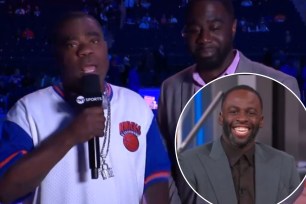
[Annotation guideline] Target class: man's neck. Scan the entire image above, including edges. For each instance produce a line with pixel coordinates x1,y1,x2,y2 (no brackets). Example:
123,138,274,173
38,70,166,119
196,50,236,83
197,68,226,84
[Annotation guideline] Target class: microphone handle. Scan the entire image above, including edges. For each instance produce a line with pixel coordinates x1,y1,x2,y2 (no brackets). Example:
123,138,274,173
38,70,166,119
88,136,100,179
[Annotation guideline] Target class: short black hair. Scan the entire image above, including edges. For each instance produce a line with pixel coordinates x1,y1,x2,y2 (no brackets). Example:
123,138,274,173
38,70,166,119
50,11,102,46
185,0,235,21
221,85,263,110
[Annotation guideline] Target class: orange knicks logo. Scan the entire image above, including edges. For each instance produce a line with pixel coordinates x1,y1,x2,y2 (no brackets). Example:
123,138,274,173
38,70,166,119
119,121,141,152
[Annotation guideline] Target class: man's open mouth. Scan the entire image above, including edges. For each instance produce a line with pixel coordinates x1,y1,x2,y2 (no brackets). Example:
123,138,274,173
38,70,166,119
232,127,250,138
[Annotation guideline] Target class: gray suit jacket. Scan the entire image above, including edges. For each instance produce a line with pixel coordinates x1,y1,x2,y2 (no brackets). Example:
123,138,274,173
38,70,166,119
179,138,301,204
158,52,300,164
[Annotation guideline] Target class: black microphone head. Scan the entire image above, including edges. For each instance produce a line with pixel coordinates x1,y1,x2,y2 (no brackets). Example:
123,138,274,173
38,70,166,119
81,74,101,95
76,74,102,108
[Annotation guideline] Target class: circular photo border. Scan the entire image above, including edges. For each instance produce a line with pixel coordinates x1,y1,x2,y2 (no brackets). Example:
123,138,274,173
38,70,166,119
175,72,306,204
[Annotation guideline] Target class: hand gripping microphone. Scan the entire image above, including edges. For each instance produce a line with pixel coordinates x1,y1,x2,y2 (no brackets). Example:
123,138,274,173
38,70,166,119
79,74,103,179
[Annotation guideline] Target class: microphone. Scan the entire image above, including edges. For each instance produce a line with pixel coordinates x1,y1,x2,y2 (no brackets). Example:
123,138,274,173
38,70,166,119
77,74,103,179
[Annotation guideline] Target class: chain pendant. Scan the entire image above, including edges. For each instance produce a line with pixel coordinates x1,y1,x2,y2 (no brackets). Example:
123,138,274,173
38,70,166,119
101,161,114,180
107,167,114,178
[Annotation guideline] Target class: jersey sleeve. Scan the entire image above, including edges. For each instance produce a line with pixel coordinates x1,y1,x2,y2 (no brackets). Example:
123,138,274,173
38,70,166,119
144,116,171,190
0,100,34,177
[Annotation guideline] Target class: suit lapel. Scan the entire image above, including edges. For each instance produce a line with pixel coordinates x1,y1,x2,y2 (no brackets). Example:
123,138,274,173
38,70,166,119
255,144,279,204
181,66,195,112
235,52,254,73
198,138,237,204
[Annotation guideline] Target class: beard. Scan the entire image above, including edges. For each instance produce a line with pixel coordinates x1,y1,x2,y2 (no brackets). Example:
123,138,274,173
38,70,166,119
196,56,224,70
222,120,260,148
193,43,233,71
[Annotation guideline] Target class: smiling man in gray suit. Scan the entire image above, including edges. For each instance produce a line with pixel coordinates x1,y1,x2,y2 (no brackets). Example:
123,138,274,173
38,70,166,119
178,85,300,204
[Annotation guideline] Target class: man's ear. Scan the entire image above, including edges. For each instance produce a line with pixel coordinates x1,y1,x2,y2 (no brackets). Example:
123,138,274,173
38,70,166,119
259,115,264,128
232,19,237,39
181,25,189,45
218,112,223,126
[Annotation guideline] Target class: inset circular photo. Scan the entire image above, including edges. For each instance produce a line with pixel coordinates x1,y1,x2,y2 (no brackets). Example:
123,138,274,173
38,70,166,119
176,73,306,204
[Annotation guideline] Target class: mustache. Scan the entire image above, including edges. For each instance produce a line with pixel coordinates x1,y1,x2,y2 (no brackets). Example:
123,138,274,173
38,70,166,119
79,58,97,67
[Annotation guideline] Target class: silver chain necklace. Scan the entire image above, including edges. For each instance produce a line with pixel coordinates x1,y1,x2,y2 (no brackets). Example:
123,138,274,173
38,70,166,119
100,92,114,180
